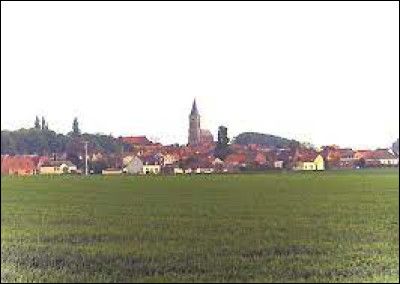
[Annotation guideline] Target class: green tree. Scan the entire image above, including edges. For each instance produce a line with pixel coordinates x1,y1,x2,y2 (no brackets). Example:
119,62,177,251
72,117,81,136
1,126,132,156
41,117,46,130
34,116,41,129
66,138,84,169
90,159,111,174
1,131,16,155
215,126,231,160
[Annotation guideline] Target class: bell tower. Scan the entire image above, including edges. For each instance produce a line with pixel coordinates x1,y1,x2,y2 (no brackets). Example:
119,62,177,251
188,99,201,146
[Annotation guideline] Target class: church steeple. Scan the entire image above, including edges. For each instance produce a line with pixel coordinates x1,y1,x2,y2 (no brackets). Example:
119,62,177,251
190,99,199,116
188,99,201,145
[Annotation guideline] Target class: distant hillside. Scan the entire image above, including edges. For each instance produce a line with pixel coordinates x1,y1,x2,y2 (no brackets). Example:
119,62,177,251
233,132,300,149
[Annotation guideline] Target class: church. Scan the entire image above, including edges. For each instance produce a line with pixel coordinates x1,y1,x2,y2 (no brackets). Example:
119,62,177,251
188,99,214,146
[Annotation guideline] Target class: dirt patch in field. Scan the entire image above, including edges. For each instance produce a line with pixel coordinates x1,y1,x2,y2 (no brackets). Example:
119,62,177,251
241,245,324,259
1,247,209,282
1,247,151,280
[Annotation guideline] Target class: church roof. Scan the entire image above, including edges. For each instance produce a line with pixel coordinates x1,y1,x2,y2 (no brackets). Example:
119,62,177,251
190,99,199,116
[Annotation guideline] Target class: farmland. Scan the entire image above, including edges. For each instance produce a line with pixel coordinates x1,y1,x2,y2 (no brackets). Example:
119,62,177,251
1,170,399,283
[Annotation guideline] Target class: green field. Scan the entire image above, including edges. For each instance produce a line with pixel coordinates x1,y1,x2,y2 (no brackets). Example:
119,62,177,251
1,170,399,283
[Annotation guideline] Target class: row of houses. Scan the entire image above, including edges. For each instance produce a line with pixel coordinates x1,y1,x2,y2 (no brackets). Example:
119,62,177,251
1,156,78,176
1,143,398,176
323,147,399,168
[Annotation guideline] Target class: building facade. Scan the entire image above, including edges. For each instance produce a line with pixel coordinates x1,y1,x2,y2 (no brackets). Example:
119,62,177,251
188,99,214,146
188,99,201,145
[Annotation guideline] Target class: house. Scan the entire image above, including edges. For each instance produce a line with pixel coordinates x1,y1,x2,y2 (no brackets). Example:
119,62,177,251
294,154,325,171
274,161,284,169
212,158,225,172
141,156,161,175
338,149,356,168
182,156,215,174
102,168,124,175
324,147,356,168
173,167,184,174
40,161,77,175
355,149,398,167
162,154,180,166
368,149,398,167
124,156,144,174
224,154,247,170
273,149,292,169
1,155,40,175
375,150,399,166
251,152,267,166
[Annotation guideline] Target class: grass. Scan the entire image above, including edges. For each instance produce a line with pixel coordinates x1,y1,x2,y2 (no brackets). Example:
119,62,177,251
1,169,399,283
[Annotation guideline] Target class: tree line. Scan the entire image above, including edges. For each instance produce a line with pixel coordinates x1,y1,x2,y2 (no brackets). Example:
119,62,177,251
1,117,133,162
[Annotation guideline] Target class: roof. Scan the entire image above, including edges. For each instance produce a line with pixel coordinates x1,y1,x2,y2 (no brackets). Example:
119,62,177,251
190,99,199,116
1,155,45,174
141,155,161,165
295,149,320,162
369,149,397,160
225,154,247,165
184,157,214,169
121,136,151,145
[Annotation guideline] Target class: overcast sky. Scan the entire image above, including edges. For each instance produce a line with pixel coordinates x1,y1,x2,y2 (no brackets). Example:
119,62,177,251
1,2,399,149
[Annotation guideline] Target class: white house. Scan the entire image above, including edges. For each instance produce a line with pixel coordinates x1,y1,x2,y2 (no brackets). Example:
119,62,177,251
274,161,284,169
294,155,325,171
142,164,161,175
141,156,161,175
39,161,77,175
124,156,143,174
174,168,184,174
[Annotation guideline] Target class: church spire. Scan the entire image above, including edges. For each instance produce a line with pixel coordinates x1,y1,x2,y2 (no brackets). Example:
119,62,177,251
190,99,199,116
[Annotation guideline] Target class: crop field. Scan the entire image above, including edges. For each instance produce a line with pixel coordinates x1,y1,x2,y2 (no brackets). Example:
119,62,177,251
1,170,399,283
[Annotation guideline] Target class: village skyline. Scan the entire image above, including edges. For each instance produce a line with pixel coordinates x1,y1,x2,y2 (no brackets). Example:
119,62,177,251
1,97,398,151
1,2,399,149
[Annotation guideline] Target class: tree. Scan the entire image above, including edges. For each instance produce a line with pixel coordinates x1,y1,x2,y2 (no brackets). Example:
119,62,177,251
41,117,46,130
34,116,41,129
218,126,230,146
1,131,16,155
392,138,399,156
1,124,131,156
66,138,84,169
72,117,81,136
89,159,110,174
215,126,231,160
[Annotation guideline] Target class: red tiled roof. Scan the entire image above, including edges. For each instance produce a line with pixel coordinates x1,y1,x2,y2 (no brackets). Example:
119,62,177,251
295,149,319,162
1,155,41,175
365,149,397,160
121,136,151,145
225,154,247,165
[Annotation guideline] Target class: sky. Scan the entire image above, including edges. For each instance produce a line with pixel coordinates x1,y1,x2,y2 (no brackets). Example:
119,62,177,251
1,1,399,149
